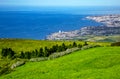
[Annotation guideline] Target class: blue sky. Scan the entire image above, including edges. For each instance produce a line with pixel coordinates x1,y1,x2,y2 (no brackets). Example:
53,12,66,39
0,0,120,7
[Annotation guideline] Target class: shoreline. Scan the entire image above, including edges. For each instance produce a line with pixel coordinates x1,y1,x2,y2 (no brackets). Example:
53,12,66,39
47,15,120,40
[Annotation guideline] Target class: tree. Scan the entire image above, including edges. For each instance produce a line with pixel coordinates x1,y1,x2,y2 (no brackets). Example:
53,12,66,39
44,47,49,57
48,48,54,55
24,52,31,59
8,48,15,58
31,50,36,58
73,42,77,47
61,43,67,51
20,51,25,58
68,44,72,48
83,42,88,46
111,42,120,46
1,48,15,58
52,45,58,52
1,48,8,57
39,48,44,57
35,49,39,57
78,44,82,48
57,46,63,52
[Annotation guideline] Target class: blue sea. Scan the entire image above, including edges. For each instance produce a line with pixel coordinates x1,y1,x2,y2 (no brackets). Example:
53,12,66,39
0,6,120,39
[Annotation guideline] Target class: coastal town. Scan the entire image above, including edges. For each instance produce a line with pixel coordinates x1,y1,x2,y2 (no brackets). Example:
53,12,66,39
47,15,120,40
86,15,120,27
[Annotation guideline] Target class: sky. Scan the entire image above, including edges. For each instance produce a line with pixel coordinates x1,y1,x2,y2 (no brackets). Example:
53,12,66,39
0,0,120,7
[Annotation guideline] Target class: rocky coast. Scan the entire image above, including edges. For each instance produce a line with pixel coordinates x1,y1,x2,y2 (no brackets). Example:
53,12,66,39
47,15,120,41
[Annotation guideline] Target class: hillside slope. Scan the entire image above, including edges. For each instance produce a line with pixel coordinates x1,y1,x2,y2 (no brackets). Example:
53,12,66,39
0,39,110,53
1,47,120,79
0,39,84,52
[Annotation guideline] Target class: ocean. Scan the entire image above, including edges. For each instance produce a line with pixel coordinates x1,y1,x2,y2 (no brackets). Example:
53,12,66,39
0,6,120,39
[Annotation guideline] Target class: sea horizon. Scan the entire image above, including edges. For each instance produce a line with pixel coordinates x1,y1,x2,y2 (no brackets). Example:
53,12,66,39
0,6,120,39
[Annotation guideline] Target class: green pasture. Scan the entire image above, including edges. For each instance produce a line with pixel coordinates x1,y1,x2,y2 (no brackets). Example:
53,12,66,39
0,39,110,53
1,47,120,79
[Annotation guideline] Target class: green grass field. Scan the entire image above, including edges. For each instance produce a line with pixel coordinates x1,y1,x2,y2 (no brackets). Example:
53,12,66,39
0,39,110,53
0,39,80,53
76,35,120,42
1,47,120,79
86,35,120,42
0,39,82,53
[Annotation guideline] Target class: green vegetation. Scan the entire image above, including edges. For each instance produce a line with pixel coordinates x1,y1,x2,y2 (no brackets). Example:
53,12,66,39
111,42,120,46
0,39,110,52
0,47,120,79
77,35,120,42
0,41,81,59
0,39,87,75
0,39,78,53
0,38,115,78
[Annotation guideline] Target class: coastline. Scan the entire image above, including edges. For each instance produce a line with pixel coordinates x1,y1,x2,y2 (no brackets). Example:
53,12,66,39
47,15,120,41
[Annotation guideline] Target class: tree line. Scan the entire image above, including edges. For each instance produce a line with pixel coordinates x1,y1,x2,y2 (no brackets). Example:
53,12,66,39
1,42,88,59
111,42,120,46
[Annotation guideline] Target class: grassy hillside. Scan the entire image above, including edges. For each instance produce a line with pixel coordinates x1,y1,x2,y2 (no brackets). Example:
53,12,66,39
76,35,120,42
0,39,110,53
1,47,120,79
0,39,81,53
86,35,120,42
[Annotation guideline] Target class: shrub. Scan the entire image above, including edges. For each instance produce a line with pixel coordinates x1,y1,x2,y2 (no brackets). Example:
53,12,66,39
72,42,77,47
20,51,25,59
0,67,10,75
0,63,11,76
68,44,73,48
111,42,120,46
44,47,49,57
1,48,15,59
83,42,88,46
24,52,31,59
78,44,82,48
39,48,44,57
